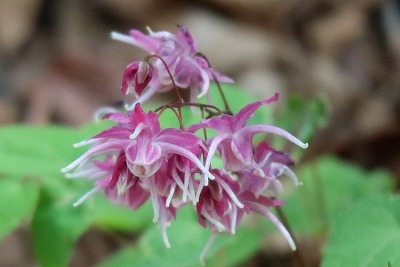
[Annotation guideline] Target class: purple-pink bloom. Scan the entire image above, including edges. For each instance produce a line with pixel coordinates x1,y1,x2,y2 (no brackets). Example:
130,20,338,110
62,103,218,248
197,168,296,264
196,169,244,234
188,92,308,172
237,141,298,197
62,104,214,181
111,26,233,107
121,60,153,96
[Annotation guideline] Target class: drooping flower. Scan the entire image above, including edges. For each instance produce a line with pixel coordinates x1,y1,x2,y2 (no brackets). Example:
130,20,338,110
236,141,298,197
196,169,244,235
197,168,296,264
62,104,214,182
62,103,220,248
111,26,233,106
188,92,308,172
121,60,153,96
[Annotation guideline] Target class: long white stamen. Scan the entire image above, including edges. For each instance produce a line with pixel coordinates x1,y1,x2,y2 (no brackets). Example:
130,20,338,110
224,202,233,216
196,178,205,202
73,139,98,148
245,125,308,149
250,203,296,251
272,163,299,186
200,234,216,266
230,205,238,234
151,192,160,223
117,179,135,195
65,167,100,178
171,168,188,193
204,134,227,170
160,143,215,181
110,32,138,46
73,186,102,207
196,69,210,99
161,221,171,249
61,141,126,173
166,184,176,207
124,85,159,110
258,151,272,169
216,178,244,208
188,177,196,204
252,160,265,177
93,106,121,122
202,210,225,232
182,171,190,202
129,123,145,140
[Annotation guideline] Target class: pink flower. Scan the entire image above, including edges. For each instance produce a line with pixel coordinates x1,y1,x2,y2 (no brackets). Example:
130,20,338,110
62,104,214,181
121,60,153,96
237,141,298,197
188,93,308,172
111,26,233,106
196,169,244,234
197,168,296,264
62,104,218,248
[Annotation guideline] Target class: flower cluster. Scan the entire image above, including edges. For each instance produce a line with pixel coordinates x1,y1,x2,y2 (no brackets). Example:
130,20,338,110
62,26,308,264
111,25,233,109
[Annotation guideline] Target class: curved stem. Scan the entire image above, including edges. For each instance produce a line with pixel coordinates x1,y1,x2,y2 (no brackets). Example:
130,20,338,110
196,53,232,114
156,105,184,130
146,54,184,103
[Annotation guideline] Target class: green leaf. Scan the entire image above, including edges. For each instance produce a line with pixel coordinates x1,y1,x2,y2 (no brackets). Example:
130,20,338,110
270,94,328,158
279,156,394,235
88,195,153,232
0,122,111,178
322,194,400,267
205,226,263,267
100,206,263,267
0,176,40,239
31,188,91,267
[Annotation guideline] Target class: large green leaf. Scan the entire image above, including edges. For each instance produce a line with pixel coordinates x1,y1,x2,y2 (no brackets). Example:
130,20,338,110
0,122,111,177
31,188,91,267
88,195,153,232
322,194,400,267
279,156,394,235
0,176,40,239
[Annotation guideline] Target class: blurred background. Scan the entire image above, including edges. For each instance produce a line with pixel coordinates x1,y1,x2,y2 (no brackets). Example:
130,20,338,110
1,0,400,266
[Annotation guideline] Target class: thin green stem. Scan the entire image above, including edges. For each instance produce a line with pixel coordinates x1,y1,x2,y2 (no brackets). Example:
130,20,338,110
156,105,184,130
200,106,208,140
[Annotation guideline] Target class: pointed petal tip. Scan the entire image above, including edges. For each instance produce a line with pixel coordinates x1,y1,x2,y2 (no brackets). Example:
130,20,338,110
302,142,309,149
110,31,122,39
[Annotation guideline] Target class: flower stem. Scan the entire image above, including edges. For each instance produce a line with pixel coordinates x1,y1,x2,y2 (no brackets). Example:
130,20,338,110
196,53,232,114
156,105,184,130
147,55,184,103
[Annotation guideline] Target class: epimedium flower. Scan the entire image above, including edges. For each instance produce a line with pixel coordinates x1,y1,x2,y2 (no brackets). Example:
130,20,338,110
63,23,311,265
62,103,214,182
188,92,308,172
111,25,233,107
62,103,216,248
121,60,154,96
197,168,296,264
